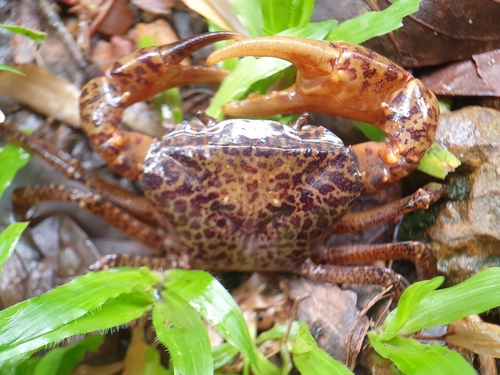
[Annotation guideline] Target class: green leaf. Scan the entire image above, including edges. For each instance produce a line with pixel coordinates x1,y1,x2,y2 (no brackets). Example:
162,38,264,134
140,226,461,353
256,321,300,343
0,222,29,270
44,290,155,342
154,293,213,375
0,142,32,199
369,334,477,375
380,277,444,341
0,268,159,365
0,64,25,75
229,0,265,37
325,0,422,44
143,344,169,375
417,142,461,179
2,357,41,375
291,322,354,375
261,0,315,35
288,0,316,29
354,121,387,142
152,88,183,124
400,268,500,335
0,24,46,43
261,0,290,35
206,19,337,119
33,335,104,375
213,343,239,369
163,270,260,370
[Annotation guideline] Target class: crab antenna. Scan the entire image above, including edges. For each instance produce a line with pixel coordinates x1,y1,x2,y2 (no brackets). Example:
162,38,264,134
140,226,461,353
206,36,336,79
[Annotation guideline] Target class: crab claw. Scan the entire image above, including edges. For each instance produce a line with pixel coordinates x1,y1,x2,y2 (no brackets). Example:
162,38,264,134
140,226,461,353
80,32,247,180
206,36,440,193
102,31,249,106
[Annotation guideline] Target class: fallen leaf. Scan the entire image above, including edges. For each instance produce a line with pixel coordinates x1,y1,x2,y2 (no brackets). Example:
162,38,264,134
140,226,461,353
421,49,500,96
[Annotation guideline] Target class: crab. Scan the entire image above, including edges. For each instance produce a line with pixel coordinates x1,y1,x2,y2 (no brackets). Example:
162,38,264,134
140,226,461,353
0,32,447,297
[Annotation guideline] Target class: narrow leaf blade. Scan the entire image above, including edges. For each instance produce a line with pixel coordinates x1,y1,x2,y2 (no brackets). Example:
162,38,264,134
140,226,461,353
33,335,104,375
0,268,159,364
164,270,258,368
0,142,32,199
0,64,25,75
326,0,422,44
291,323,354,375
401,268,500,334
0,24,46,43
0,222,28,270
154,293,213,375
369,334,477,375
229,0,265,37
381,277,444,341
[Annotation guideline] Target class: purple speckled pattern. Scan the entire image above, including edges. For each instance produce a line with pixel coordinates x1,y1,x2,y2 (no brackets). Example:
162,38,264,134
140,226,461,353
140,119,363,271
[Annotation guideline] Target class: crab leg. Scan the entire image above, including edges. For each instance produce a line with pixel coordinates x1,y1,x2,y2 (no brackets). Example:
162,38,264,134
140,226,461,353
0,120,163,225
80,31,246,180
206,37,440,193
314,242,437,281
333,182,448,233
303,262,409,300
12,184,168,251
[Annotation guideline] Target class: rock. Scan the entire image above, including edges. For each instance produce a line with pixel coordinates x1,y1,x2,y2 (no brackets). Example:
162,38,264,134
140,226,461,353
426,107,500,283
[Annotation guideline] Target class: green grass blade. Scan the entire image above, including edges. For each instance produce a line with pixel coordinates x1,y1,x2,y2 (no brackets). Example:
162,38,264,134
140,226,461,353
326,0,422,44
0,64,25,75
0,268,159,364
163,270,259,369
0,142,31,199
42,290,155,342
369,334,477,375
401,268,500,335
380,277,444,341
229,0,265,37
0,222,28,270
0,24,46,43
154,293,213,375
261,0,292,35
278,19,338,38
289,0,315,28
33,335,104,375
143,344,169,375
291,322,354,375
213,343,239,369
256,321,300,343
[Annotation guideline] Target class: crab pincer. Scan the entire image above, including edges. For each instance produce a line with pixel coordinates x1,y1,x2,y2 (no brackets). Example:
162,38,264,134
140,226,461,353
80,31,247,180
206,37,440,193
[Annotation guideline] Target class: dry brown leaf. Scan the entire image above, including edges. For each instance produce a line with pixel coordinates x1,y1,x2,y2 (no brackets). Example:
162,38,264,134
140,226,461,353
130,19,180,47
0,64,80,128
180,0,247,34
95,0,134,36
131,0,176,16
421,49,500,96
289,278,370,364
446,319,500,358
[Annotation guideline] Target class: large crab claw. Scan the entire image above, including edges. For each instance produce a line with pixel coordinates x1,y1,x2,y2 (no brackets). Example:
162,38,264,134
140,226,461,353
80,32,247,180
206,37,440,193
